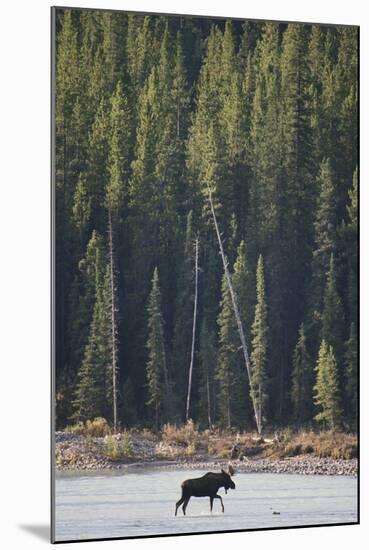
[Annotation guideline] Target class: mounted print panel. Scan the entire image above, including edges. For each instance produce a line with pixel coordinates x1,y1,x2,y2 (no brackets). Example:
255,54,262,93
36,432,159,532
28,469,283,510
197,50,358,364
51,5,359,543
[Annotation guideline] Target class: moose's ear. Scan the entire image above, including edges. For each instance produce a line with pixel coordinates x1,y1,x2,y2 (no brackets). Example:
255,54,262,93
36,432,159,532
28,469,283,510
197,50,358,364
221,468,226,474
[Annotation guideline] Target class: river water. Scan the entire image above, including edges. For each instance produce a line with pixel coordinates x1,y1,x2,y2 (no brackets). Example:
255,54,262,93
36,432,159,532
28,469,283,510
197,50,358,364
54,468,357,542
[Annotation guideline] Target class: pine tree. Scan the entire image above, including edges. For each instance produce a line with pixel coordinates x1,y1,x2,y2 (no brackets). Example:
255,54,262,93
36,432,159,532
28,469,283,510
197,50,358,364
249,23,281,250
105,81,132,211
314,339,342,430
322,254,344,367
311,158,337,312
127,15,154,98
103,225,120,432
54,12,358,434
71,296,107,422
291,323,312,423
101,11,126,95
233,240,254,345
251,255,268,427
72,172,91,244
85,98,110,232
146,268,169,429
216,274,241,428
72,231,108,422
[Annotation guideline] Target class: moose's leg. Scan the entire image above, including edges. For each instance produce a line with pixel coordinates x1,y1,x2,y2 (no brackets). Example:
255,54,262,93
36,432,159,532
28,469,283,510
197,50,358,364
182,497,190,515
175,496,185,516
214,494,224,513
210,496,214,511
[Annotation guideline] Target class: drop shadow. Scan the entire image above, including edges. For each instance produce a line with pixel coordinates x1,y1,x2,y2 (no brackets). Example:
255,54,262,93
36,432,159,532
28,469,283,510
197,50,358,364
18,524,50,542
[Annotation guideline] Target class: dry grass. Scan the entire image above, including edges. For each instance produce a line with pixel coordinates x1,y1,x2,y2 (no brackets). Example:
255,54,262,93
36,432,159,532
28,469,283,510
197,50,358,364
63,420,357,462
65,417,111,437
269,430,357,460
161,420,200,446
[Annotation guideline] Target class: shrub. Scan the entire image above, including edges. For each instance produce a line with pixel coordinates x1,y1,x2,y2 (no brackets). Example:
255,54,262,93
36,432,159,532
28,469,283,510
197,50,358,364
65,417,111,437
161,420,199,447
103,432,132,460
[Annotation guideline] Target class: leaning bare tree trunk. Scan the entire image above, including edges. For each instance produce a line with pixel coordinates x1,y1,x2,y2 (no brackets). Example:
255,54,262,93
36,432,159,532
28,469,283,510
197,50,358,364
108,209,118,434
207,186,262,434
186,237,199,423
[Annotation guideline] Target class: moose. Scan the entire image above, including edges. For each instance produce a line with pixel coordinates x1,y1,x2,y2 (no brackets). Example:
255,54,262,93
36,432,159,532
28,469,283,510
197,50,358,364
175,465,236,516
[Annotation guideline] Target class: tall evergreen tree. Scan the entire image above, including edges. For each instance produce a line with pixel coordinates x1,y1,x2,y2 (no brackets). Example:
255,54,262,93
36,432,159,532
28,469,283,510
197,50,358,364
216,274,245,428
146,268,170,429
72,231,108,422
291,323,312,423
105,81,132,210
251,255,268,427
314,339,342,430
322,254,345,368
310,158,337,313
54,11,358,434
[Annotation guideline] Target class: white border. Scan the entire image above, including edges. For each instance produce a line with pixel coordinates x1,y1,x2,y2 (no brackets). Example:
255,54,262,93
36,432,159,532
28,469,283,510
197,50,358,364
1,1,367,549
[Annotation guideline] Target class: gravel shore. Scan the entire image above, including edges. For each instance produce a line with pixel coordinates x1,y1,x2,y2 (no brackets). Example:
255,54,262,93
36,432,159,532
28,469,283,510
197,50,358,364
55,432,357,477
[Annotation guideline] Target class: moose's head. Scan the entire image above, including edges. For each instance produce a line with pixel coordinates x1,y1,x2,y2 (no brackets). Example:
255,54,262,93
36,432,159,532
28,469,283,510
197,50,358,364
221,465,236,492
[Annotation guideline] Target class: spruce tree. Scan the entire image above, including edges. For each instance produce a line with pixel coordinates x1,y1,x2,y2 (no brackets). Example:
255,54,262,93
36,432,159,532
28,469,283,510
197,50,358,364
322,254,344,367
146,268,169,429
251,255,268,428
314,340,342,430
233,240,254,345
72,231,108,422
105,81,132,210
311,158,337,311
54,12,358,433
291,323,312,423
216,274,241,428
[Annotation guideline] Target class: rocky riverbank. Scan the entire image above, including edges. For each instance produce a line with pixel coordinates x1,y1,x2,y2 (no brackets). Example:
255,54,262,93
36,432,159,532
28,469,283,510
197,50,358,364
55,431,357,476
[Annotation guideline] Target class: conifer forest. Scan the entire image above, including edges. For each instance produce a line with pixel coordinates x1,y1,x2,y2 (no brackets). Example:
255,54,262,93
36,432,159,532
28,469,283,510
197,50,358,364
54,8,358,434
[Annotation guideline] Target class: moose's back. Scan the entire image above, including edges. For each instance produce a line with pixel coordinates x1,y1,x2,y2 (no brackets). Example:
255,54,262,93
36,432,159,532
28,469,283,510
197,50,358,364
182,472,223,497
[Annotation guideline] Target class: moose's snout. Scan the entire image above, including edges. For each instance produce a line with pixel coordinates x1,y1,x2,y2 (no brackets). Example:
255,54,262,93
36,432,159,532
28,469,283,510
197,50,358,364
230,481,236,490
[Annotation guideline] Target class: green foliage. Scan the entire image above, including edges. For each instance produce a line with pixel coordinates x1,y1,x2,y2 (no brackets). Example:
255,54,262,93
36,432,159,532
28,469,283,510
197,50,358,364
251,255,268,424
71,232,108,422
291,323,313,422
216,274,239,428
146,268,168,428
105,81,132,210
314,340,342,429
55,10,358,433
322,254,345,365
103,432,132,459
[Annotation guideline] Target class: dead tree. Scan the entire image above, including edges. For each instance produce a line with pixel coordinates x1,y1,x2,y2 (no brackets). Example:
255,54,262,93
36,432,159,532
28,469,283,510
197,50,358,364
207,186,262,434
186,237,199,422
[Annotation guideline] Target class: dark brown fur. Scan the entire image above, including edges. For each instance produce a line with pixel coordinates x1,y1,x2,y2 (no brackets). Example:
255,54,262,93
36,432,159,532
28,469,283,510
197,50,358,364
175,469,236,516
